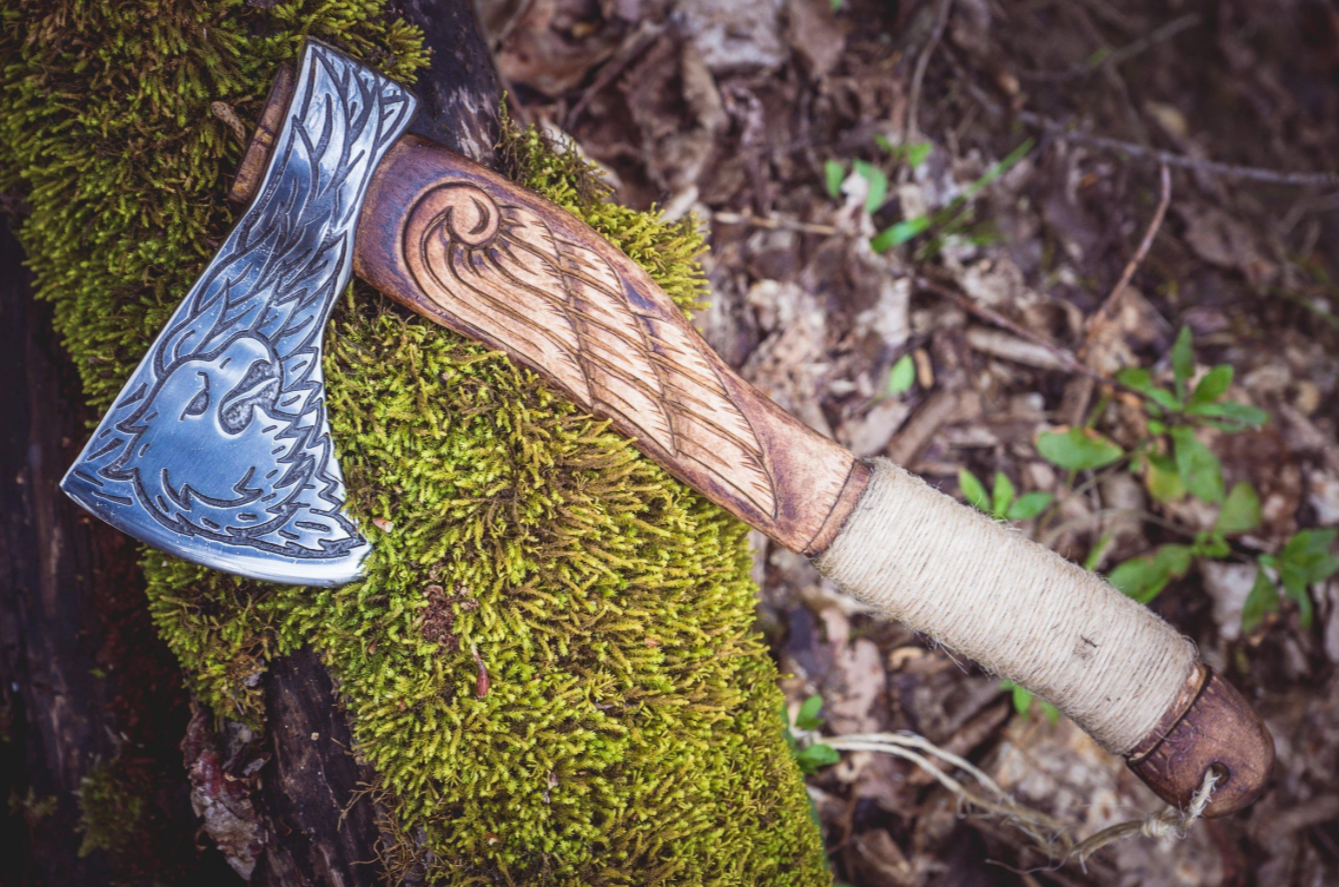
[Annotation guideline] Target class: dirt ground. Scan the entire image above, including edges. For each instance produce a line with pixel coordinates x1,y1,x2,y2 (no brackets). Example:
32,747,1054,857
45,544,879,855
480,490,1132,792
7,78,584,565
477,1,1339,884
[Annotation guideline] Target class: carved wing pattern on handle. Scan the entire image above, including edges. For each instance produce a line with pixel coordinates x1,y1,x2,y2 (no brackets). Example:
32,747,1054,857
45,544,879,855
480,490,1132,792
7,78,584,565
401,183,779,519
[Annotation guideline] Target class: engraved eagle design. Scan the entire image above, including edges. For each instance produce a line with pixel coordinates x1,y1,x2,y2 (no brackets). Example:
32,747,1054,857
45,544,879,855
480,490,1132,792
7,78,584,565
403,183,777,519
61,42,414,582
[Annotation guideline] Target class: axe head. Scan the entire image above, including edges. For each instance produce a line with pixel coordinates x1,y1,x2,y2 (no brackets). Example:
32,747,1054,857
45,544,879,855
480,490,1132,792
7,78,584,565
61,42,417,586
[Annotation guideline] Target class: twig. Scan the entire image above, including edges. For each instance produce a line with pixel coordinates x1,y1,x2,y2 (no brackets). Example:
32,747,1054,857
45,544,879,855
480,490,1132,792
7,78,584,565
210,101,249,145
955,75,1339,186
1015,109,1339,186
1067,0,1146,35
822,730,1220,866
917,277,1115,388
1023,14,1201,82
565,21,662,129
1090,164,1172,325
905,0,954,143
710,211,841,236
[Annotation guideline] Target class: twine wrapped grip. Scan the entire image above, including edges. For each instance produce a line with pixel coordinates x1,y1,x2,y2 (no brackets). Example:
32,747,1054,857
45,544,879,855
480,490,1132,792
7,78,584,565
814,458,1199,755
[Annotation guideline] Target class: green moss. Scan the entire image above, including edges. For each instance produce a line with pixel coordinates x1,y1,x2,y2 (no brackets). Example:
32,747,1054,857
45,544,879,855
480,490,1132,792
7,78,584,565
0,2,828,883
76,760,148,859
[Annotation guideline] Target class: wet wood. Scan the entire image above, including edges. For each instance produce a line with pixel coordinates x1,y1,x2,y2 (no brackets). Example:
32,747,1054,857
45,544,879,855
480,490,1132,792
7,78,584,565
252,650,384,887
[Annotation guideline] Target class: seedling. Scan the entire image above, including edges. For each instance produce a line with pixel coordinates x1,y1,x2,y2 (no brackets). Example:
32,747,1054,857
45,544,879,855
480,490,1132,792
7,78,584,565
886,353,916,395
871,138,1034,253
784,694,840,775
823,158,889,214
1246,529,1339,631
958,469,1053,521
1033,326,1337,628
1000,679,1060,724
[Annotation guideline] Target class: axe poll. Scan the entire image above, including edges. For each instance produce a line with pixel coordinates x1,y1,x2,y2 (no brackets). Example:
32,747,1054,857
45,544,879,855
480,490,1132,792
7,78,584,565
61,42,1272,816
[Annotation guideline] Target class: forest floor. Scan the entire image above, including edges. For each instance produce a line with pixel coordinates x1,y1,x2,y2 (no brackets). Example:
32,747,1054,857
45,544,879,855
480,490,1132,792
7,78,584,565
481,1,1339,884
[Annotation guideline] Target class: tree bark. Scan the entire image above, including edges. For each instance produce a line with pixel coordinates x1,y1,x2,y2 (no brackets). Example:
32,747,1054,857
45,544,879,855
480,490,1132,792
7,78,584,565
0,220,232,885
0,1,503,884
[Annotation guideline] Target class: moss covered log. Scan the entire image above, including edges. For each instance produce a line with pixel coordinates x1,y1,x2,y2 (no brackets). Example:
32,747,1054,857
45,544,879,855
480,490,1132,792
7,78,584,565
0,1,829,883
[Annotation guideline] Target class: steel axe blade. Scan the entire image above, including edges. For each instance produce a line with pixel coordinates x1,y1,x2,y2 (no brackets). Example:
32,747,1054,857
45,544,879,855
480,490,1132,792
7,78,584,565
60,41,416,586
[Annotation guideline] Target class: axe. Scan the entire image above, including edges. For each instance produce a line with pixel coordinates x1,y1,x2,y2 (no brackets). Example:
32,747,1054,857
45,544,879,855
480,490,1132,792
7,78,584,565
61,41,1272,817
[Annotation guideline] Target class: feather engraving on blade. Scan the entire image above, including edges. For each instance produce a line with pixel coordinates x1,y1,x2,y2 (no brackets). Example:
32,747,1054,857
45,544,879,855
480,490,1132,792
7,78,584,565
60,42,416,583
403,182,777,518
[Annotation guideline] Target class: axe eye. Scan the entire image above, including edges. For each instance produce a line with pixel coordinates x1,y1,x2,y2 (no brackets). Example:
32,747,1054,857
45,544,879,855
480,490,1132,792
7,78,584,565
182,375,210,420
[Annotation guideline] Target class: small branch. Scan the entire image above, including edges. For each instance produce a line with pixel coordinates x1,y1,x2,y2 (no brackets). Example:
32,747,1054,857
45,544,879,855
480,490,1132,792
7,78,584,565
1090,164,1172,327
710,210,841,236
1023,14,1201,82
565,21,662,129
822,731,1220,866
1016,110,1339,186
917,277,1115,388
956,75,1339,187
210,101,249,145
905,0,954,143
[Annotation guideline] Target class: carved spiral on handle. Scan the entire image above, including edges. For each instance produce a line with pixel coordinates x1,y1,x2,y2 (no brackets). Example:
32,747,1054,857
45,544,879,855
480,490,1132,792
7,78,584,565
406,183,501,250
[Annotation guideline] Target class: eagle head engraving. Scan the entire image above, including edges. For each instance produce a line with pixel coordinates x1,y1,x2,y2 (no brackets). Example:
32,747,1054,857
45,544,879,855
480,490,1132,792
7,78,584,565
107,334,316,541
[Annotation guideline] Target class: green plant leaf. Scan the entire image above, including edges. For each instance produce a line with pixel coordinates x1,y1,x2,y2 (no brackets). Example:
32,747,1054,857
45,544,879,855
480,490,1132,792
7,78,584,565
1011,683,1033,716
959,469,990,512
1002,680,1057,722
871,215,931,252
1144,452,1186,503
1215,481,1262,535
1183,400,1270,428
824,159,845,199
1115,366,1154,392
1241,567,1280,634
795,694,825,731
1171,426,1224,504
886,353,916,395
961,139,1034,201
1194,532,1231,559
1084,532,1113,572
1275,529,1339,629
1007,491,1054,521
852,159,888,214
794,743,841,775
1108,557,1165,601
992,471,1016,518
1036,427,1125,471
1171,325,1195,401
1109,544,1194,604
903,141,932,168
1190,364,1234,405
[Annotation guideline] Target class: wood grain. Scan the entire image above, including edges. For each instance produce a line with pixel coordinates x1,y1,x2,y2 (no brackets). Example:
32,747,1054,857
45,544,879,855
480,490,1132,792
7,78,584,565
353,136,869,555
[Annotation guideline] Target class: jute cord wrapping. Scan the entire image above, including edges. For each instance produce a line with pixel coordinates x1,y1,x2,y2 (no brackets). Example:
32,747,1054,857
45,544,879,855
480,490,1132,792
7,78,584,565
815,459,1197,754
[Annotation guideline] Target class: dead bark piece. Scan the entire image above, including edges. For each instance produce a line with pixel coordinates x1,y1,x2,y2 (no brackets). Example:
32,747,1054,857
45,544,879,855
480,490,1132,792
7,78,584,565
183,711,266,878
253,649,384,887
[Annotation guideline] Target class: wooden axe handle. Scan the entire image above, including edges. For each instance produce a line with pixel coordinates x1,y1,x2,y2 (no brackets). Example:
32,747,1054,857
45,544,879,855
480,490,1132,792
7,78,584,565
230,78,1273,817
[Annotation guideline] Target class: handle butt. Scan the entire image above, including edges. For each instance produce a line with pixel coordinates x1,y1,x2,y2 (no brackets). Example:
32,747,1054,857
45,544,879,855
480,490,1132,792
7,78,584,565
1126,665,1274,817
